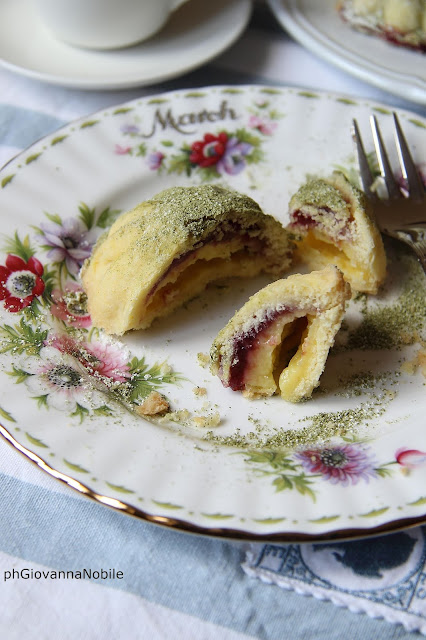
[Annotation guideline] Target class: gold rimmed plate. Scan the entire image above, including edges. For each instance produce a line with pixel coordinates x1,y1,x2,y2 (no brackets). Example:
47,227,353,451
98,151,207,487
0,85,425,541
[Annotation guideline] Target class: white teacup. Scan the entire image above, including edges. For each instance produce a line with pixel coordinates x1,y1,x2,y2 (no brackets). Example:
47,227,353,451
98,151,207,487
33,0,189,50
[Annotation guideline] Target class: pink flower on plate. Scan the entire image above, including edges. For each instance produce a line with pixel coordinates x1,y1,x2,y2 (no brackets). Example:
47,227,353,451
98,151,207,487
115,144,132,155
248,114,278,136
48,334,130,383
395,448,426,468
50,283,91,328
23,348,92,412
296,443,377,486
84,340,131,382
22,345,107,413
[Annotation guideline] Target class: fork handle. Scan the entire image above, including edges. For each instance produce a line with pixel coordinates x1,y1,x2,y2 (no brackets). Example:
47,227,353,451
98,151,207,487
393,228,426,274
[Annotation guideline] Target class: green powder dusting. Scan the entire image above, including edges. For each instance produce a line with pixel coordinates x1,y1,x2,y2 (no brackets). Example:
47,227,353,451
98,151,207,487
203,367,397,451
340,251,425,351
298,399,387,440
334,371,399,397
203,402,382,450
61,289,89,317
346,291,424,350
203,396,390,451
290,178,350,212
149,184,264,241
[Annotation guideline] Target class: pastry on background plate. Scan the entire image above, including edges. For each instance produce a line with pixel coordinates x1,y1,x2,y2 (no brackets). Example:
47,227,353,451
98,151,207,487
287,171,386,294
337,0,426,52
210,265,351,403
81,185,293,335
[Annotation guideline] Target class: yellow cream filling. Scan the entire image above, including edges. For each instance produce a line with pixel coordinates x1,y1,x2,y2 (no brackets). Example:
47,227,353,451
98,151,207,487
139,238,264,327
242,316,308,398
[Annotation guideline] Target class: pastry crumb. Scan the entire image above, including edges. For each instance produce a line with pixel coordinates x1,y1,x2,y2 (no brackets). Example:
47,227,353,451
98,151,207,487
192,412,221,428
193,386,207,396
135,391,170,416
158,409,191,425
197,352,210,368
401,348,426,378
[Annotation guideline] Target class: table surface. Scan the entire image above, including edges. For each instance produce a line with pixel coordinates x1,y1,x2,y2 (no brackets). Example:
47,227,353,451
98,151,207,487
0,2,425,639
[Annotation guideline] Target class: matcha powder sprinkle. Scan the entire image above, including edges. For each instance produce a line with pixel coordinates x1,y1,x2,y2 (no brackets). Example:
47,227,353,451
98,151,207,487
344,252,425,351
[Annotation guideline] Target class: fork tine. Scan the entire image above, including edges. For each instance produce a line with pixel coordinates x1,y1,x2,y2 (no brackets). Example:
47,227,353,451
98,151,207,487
393,112,425,201
352,118,377,198
370,115,402,199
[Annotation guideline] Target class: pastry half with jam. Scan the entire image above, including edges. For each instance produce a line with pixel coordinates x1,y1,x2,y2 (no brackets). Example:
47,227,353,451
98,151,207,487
337,0,426,52
288,171,386,294
81,185,293,335
210,266,351,403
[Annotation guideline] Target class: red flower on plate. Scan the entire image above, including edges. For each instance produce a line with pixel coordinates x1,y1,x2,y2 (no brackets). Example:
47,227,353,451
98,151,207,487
189,132,228,168
0,254,45,312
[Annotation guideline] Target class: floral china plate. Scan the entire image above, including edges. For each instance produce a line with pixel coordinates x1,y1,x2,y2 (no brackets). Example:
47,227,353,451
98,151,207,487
0,85,425,541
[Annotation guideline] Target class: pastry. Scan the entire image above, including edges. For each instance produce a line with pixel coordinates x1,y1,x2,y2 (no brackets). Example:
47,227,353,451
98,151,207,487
287,171,386,294
210,266,351,402
337,0,426,52
81,185,293,335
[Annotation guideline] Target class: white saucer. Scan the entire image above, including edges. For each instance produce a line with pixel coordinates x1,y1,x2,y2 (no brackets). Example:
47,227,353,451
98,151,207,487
0,0,252,90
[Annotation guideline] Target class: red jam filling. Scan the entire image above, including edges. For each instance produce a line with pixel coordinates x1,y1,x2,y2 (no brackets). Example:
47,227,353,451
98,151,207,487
289,205,343,230
289,210,318,230
289,206,353,241
225,307,293,391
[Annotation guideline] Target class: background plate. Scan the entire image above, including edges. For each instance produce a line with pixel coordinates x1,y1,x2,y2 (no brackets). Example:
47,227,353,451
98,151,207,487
267,0,426,105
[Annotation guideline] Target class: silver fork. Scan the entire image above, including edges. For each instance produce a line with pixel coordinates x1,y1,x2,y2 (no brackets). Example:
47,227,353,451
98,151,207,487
352,112,426,273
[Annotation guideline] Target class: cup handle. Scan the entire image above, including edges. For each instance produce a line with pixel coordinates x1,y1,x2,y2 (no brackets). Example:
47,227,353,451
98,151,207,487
171,0,188,11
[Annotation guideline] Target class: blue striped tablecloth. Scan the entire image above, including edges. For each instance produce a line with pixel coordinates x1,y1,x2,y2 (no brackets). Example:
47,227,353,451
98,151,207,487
1,2,425,638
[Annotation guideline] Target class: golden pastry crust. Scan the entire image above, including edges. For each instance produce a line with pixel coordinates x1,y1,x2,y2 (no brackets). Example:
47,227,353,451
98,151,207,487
210,266,351,402
288,171,386,294
81,185,293,335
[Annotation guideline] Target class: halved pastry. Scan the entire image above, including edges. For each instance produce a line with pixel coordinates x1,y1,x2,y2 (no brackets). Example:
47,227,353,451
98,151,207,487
287,171,386,294
81,185,293,335
210,266,351,402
